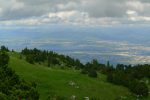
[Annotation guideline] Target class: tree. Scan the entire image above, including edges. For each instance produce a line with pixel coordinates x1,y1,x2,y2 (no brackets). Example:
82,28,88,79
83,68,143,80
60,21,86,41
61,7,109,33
88,70,98,78
81,68,88,74
91,59,99,70
116,64,125,71
129,81,149,97
0,46,9,52
107,61,110,67
26,54,34,64
107,73,113,83
0,51,9,67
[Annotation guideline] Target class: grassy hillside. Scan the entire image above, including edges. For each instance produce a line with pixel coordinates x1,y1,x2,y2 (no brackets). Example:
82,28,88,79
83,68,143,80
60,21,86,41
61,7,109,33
8,52,149,100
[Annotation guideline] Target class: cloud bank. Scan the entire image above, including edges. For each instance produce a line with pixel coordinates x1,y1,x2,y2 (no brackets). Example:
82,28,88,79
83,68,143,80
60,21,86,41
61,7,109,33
0,0,150,25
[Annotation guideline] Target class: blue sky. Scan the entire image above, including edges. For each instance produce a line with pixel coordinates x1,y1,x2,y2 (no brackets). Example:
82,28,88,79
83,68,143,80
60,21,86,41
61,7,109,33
0,0,150,26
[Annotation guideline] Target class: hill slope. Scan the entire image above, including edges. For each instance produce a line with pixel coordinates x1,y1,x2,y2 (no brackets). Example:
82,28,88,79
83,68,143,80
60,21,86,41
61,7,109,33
8,52,149,100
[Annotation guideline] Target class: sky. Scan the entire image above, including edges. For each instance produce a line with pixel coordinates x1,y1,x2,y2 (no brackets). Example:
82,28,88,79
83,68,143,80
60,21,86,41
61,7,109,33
0,0,150,26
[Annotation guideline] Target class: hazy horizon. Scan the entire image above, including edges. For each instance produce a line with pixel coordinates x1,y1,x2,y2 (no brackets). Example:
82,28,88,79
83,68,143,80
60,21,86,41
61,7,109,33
1,24,150,65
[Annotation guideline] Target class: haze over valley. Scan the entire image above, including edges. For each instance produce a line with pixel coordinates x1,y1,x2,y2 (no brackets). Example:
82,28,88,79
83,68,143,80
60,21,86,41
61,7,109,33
0,25,150,65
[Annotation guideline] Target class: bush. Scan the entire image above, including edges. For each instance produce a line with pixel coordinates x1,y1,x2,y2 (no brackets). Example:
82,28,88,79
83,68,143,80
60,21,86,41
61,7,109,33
26,54,34,64
107,73,113,82
81,69,88,74
129,81,149,97
0,51,9,67
88,70,97,78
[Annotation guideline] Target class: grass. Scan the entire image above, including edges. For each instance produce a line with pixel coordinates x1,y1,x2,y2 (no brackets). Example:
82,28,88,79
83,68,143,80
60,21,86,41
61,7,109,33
8,52,150,100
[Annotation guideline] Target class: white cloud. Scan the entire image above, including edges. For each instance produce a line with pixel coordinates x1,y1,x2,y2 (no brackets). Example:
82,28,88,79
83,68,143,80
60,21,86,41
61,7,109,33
126,1,144,12
11,0,24,10
0,0,150,26
48,11,79,19
56,2,78,11
126,10,137,15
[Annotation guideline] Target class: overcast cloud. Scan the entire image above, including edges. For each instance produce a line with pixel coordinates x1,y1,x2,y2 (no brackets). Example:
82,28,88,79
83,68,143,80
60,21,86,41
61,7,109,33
0,0,150,25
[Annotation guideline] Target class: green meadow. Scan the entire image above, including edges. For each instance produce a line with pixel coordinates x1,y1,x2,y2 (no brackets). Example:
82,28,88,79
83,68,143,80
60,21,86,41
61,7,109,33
8,52,150,100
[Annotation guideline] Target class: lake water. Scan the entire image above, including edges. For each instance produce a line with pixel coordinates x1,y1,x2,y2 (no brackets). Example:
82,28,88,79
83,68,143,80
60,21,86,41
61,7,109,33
0,24,150,65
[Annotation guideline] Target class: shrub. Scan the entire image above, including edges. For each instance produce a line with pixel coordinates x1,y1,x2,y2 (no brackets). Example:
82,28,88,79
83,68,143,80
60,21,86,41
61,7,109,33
129,80,149,97
81,69,88,74
107,73,113,82
0,51,9,67
88,70,98,78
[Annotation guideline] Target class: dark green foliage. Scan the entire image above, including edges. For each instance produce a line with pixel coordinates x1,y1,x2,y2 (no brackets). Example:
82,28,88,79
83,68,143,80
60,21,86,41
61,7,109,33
88,70,98,78
29,88,39,100
81,59,112,78
81,68,98,78
111,71,126,85
116,64,125,71
46,95,66,100
84,59,101,70
0,51,9,66
107,73,113,83
21,48,83,69
22,48,47,64
106,64,150,97
0,46,9,52
91,59,99,70
81,68,89,74
26,54,35,64
0,93,8,100
0,50,39,100
129,81,149,97
107,61,110,67
48,55,60,67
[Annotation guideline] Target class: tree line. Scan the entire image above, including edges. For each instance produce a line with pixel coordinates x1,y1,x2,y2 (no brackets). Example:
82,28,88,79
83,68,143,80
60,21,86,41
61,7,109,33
81,58,149,97
21,47,84,69
82,58,150,97
106,64,149,97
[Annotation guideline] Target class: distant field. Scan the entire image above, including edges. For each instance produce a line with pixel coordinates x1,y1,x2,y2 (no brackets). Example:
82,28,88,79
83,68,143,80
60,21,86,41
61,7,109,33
8,52,150,100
